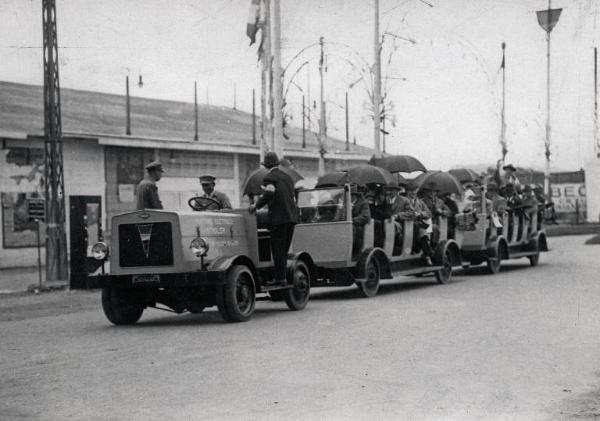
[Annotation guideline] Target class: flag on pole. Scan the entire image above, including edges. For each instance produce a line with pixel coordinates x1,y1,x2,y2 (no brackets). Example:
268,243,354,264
246,0,261,45
536,8,562,33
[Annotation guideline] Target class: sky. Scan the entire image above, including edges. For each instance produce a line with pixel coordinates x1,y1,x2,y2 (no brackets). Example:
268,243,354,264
0,0,598,171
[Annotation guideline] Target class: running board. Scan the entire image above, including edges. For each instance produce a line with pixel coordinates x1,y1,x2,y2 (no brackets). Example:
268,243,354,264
259,284,293,293
396,265,443,276
507,251,538,259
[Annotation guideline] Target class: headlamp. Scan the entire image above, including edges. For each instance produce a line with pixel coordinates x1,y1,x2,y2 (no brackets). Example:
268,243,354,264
91,242,109,260
190,237,209,257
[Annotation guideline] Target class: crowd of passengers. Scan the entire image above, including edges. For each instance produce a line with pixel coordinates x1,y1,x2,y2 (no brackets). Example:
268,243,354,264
347,163,554,264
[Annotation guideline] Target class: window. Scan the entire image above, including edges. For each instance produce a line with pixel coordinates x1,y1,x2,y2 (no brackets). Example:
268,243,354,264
1,192,43,248
297,188,346,224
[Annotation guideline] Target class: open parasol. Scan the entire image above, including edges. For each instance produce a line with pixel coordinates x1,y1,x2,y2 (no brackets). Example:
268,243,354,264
346,164,398,187
368,155,427,173
242,166,304,196
448,168,480,184
413,171,463,195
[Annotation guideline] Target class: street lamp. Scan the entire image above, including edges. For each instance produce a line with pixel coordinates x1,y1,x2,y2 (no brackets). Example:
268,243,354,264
125,72,144,136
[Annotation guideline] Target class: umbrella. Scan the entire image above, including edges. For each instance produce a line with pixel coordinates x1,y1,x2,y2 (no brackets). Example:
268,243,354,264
346,164,398,187
242,166,304,196
315,171,349,188
448,168,480,184
413,171,463,195
368,154,427,173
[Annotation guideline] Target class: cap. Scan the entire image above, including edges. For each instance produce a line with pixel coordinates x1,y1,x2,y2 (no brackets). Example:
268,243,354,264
502,164,516,172
199,175,216,184
262,152,280,168
145,161,164,172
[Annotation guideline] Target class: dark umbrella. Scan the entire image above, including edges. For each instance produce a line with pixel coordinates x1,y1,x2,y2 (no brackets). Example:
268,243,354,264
315,171,349,188
414,171,463,195
368,154,427,173
242,166,304,196
448,168,480,184
346,164,398,187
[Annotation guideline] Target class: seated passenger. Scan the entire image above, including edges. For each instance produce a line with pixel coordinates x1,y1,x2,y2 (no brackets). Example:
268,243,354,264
367,184,390,248
351,184,371,257
314,199,338,223
391,183,414,255
405,182,434,265
486,182,508,214
440,191,459,239
419,182,447,245
521,185,538,220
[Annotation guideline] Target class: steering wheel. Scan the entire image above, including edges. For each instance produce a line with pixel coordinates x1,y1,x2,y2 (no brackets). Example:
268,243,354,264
188,196,222,211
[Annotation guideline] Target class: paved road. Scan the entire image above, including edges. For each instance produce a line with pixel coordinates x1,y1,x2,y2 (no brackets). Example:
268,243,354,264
1,235,599,420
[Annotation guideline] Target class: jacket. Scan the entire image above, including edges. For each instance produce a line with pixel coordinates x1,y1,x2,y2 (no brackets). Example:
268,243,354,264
352,195,371,227
202,190,232,210
136,177,163,210
255,167,298,225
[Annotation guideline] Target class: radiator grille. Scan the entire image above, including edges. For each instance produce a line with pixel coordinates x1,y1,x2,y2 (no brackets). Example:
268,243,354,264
118,222,173,267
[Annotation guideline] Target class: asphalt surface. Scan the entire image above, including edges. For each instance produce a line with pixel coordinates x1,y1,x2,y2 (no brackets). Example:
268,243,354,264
1,235,599,420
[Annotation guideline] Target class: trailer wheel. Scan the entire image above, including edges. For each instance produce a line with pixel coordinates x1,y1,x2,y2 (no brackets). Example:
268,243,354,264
284,261,311,311
101,288,144,325
529,240,540,266
216,265,256,322
357,258,380,298
435,248,453,284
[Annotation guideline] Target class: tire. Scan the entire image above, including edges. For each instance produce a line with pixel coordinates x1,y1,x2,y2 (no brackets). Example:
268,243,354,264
101,288,144,325
216,265,256,322
357,258,380,298
435,248,453,284
284,261,311,311
187,305,205,314
529,253,539,266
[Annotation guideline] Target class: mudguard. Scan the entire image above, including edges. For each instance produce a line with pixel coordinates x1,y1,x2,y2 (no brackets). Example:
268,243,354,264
434,239,462,266
353,247,392,280
286,252,317,284
486,235,508,260
208,255,257,279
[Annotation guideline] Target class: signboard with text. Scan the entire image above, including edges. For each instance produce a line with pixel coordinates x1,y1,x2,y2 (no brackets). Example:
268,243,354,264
551,183,586,213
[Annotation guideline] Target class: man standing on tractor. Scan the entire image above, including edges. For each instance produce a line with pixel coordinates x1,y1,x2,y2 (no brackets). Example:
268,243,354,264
249,152,298,285
136,161,164,210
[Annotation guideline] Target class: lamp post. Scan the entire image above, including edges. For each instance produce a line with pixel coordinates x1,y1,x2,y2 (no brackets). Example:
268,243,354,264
536,0,562,197
125,73,143,136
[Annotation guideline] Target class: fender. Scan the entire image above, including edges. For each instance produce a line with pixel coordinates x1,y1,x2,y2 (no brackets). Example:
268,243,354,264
353,247,392,280
207,255,257,280
435,239,462,266
531,231,549,252
486,235,508,260
286,251,317,284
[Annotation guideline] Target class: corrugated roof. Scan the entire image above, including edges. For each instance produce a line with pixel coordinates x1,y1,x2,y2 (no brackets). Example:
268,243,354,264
0,81,371,157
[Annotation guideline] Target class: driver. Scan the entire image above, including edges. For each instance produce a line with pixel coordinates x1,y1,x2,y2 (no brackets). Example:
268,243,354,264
199,175,232,210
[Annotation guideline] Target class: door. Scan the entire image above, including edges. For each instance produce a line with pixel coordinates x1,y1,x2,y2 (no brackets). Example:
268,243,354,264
69,196,102,289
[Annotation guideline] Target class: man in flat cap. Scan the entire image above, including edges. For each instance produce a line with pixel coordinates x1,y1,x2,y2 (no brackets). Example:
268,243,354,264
199,175,232,210
249,152,298,285
136,161,164,210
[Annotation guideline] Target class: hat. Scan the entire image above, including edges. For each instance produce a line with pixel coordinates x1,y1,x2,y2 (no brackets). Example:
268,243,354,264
262,152,280,168
199,175,216,184
502,164,516,172
405,182,419,191
421,181,439,192
487,181,499,191
145,161,164,172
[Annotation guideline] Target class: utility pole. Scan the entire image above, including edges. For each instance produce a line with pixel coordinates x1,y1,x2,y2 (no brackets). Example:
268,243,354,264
306,65,311,131
302,94,306,148
271,0,284,158
126,75,131,135
194,81,199,141
382,105,386,154
536,0,562,197
595,46,599,157
252,88,256,145
500,42,507,162
318,36,326,176
42,0,68,282
345,91,349,151
233,83,237,110
373,0,382,158
264,0,273,156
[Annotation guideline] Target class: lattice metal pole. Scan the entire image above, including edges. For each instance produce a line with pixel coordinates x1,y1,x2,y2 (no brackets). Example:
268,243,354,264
42,0,68,282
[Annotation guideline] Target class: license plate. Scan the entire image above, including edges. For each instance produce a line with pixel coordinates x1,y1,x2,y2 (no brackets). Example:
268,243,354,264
132,274,160,284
